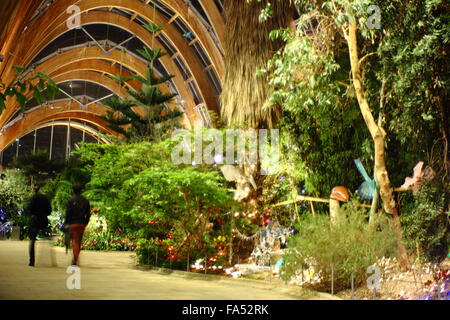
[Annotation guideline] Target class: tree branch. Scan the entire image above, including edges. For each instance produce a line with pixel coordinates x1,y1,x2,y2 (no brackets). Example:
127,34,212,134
359,52,377,66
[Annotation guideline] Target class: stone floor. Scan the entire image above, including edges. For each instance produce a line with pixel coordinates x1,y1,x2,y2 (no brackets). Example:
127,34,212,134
0,240,337,300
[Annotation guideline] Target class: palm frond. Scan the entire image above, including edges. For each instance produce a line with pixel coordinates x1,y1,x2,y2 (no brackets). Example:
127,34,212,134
221,0,293,128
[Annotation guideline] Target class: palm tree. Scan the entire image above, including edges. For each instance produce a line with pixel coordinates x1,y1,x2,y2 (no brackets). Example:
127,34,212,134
221,0,294,129
219,1,294,205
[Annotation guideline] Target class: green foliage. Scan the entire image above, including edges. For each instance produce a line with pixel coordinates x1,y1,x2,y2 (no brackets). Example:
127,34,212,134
135,238,167,265
13,150,65,184
370,0,450,186
47,158,92,213
102,23,182,142
281,204,396,290
0,66,59,115
262,6,371,196
0,170,31,225
66,139,238,266
142,22,164,34
82,231,137,251
259,0,449,198
400,177,449,263
137,46,166,61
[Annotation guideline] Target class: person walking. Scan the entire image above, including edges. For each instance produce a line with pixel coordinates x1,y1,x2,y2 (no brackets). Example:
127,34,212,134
26,183,52,267
65,183,91,266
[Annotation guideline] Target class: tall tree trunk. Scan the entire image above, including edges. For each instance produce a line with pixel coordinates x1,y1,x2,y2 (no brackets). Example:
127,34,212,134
346,21,411,270
221,0,293,208
222,0,292,129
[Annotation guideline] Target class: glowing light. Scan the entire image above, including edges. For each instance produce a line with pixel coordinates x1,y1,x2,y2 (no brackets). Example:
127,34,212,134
213,154,223,164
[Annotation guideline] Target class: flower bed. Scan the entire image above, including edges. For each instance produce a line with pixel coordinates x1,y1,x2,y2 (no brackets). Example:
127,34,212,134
55,231,137,251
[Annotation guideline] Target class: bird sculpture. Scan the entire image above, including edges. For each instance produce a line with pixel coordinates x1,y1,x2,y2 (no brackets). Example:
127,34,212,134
354,159,377,200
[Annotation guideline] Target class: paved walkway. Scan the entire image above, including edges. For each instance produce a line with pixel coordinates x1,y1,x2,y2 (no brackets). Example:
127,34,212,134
0,240,336,300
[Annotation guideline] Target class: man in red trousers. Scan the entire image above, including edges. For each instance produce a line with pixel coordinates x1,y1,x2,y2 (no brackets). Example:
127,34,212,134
65,183,91,266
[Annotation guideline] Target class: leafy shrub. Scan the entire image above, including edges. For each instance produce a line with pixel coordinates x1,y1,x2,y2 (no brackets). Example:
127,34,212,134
44,158,91,213
13,150,65,183
0,169,31,218
400,177,449,263
64,139,239,268
281,203,397,291
0,170,31,237
135,238,168,266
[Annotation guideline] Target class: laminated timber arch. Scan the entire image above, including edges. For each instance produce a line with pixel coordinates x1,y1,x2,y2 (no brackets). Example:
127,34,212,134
47,59,141,92
39,47,174,95
0,69,125,151
0,1,41,79
52,70,128,97
1,0,223,87
19,10,218,108
0,101,116,152
30,121,111,145
18,0,224,76
45,59,192,126
147,0,225,49
1,45,197,129
50,68,191,126
10,1,222,109
0,0,225,151
0,55,193,150
1,58,192,146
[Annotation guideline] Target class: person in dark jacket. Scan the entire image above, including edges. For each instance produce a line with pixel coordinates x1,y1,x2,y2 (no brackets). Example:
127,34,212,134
65,183,91,266
26,183,52,267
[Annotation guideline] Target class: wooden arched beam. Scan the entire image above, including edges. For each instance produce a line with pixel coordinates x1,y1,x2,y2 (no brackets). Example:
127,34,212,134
20,0,223,74
0,60,130,128
157,0,225,62
2,66,191,131
1,46,197,128
46,56,170,97
47,61,191,127
1,65,192,146
0,5,221,128
0,1,225,132
1,0,223,88
51,69,185,123
0,101,115,151
19,10,217,108
47,59,141,91
16,3,221,108
194,0,225,46
28,13,199,110
52,70,128,97
31,121,111,145
38,112,114,136
0,0,40,79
